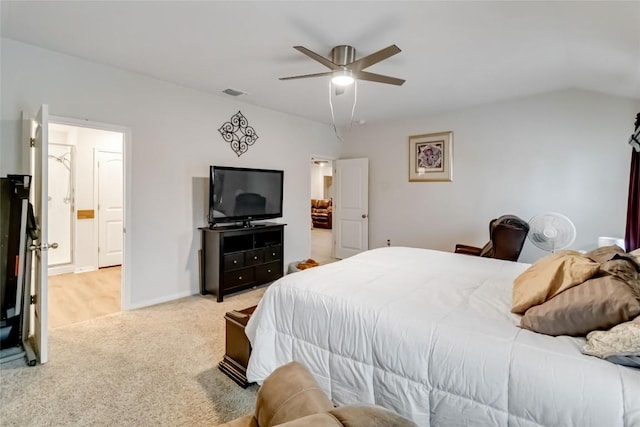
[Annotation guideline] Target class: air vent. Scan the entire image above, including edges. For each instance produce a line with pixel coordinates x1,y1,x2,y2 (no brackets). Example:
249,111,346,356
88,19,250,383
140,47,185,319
222,88,248,97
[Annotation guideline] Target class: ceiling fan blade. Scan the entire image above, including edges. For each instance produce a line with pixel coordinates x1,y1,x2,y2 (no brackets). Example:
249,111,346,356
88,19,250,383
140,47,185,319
293,46,339,70
279,71,333,81
355,71,405,86
349,45,401,71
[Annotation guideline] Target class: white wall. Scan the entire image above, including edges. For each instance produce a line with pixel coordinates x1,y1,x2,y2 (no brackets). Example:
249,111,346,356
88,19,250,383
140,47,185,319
1,38,340,308
310,162,333,200
341,89,639,263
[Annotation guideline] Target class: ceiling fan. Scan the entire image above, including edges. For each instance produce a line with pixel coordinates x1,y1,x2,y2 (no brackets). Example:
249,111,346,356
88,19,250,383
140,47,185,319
279,44,405,89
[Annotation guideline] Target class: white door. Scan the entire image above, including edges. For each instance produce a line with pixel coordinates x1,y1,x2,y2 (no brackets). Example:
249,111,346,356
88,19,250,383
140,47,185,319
96,151,123,267
334,158,369,259
28,105,49,364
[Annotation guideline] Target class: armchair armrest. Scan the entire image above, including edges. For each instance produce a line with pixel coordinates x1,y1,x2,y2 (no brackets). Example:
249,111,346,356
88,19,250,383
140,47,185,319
454,244,482,256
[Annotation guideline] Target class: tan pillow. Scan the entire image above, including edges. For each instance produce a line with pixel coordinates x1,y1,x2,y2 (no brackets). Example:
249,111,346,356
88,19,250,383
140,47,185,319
600,255,640,298
511,251,600,314
585,245,625,264
520,276,640,336
329,406,418,427
255,361,333,427
277,407,418,427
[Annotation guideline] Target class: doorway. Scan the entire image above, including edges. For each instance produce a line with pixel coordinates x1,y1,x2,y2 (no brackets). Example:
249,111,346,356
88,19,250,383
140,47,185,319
46,122,124,329
310,158,337,265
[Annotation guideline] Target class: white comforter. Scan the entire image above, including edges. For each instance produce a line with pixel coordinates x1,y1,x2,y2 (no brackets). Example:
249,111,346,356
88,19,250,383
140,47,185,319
245,247,640,426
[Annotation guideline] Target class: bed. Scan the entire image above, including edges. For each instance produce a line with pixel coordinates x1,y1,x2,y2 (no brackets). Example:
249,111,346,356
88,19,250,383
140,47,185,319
245,247,640,426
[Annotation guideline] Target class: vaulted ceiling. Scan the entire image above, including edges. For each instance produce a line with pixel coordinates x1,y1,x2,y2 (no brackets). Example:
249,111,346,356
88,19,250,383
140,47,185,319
2,1,639,127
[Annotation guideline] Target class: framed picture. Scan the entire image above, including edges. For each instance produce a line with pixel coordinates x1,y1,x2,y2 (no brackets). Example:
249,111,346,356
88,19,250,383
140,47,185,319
408,131,453,182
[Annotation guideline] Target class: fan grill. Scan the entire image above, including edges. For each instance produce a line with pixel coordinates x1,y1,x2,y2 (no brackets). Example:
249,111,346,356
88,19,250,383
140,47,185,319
528,212,576,252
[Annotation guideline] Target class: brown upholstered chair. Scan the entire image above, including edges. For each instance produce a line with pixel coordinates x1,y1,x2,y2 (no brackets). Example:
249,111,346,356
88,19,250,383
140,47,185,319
217,361,416,427
311,199,332,229
455,214,530,262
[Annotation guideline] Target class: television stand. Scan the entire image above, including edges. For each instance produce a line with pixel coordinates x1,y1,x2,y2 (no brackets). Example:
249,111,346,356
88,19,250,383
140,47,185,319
242,221,267,228
199,223,286,301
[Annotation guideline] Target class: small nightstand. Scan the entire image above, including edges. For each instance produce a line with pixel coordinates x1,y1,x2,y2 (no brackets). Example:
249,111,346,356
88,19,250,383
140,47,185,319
218,305,256,387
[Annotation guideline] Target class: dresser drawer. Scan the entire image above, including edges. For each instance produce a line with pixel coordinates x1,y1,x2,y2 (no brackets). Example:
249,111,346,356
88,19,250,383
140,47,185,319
264,245,282,261
255,261,282,283
224,252,245,270
245,249,264,266
223,267,255,288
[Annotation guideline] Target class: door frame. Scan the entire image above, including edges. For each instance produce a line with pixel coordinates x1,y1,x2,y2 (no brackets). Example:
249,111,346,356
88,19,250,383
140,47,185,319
49,115,132,311
310,155,336,259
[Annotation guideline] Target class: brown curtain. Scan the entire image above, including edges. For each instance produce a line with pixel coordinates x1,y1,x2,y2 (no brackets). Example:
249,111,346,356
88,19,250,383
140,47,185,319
625,114,640,251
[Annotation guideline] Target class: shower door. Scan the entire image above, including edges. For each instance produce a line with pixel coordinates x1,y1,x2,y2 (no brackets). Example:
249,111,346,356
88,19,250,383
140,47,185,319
48,143,74,267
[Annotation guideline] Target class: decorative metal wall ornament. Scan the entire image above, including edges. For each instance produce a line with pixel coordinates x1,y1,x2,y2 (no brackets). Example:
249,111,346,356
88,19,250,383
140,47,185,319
218,111,259,157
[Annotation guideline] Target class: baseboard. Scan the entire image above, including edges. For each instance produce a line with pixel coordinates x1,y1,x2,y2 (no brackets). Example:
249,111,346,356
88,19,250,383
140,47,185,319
74,266,98,274
48,265,75,276
125,290,194,311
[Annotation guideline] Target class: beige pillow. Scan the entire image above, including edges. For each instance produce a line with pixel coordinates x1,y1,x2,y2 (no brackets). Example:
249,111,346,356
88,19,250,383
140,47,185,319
600,255,640,298
520,276,640,336
511,251,600,314
585,245,625,264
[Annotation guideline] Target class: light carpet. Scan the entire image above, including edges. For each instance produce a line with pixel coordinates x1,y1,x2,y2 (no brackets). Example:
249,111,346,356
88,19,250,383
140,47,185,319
0,288,266,426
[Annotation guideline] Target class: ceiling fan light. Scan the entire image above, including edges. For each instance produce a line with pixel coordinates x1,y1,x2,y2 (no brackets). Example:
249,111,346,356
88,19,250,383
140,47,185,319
331,70,354,86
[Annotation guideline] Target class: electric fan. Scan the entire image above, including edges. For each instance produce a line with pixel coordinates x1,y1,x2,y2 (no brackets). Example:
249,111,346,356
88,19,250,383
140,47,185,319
528,212,576,253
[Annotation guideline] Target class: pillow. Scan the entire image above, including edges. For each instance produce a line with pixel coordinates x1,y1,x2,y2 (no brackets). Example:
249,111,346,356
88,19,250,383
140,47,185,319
601,255,640,298
582,316,640,368
585,245,625,264
511,251,600,314
520,275,640,336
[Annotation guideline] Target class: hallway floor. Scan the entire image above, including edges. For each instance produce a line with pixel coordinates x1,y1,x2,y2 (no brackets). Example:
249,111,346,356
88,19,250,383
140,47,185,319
311,228,338,265
48,266,121,329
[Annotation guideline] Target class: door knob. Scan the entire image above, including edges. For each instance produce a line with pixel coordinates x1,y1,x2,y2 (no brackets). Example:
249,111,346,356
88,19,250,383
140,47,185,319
30,242,58,251
362,214,368,219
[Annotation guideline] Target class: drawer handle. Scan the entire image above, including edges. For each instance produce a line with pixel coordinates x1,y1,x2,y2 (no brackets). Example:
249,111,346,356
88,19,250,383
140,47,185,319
238,276,242,280
267,269,272,273
253,256,258,260
272,252,276,256
233,260,237,264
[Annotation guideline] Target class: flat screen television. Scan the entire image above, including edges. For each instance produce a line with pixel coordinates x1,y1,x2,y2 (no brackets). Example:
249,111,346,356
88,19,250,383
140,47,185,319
208,166,284,227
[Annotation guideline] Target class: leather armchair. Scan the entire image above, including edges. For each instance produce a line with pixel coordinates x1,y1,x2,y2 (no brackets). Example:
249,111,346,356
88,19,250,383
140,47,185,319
311,199,332,229
455,215,530,262
217,361,416,427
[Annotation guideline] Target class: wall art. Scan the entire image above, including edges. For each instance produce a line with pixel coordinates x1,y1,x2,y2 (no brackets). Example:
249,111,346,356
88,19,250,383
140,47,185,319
408,131,453,182
218,111,259,157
